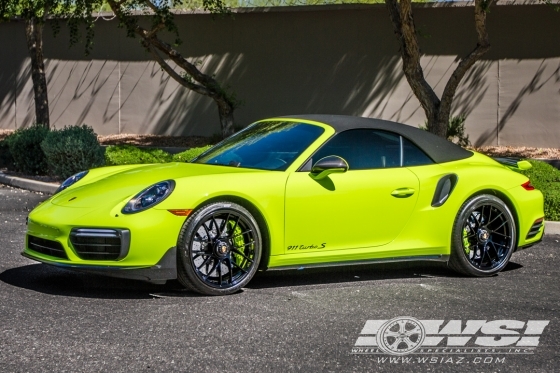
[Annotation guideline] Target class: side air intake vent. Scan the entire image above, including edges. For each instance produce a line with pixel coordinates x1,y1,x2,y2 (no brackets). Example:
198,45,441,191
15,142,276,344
432,174,458,207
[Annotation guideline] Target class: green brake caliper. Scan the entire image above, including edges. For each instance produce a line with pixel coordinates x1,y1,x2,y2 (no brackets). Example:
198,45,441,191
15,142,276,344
229,220,246,268
462,227,471,255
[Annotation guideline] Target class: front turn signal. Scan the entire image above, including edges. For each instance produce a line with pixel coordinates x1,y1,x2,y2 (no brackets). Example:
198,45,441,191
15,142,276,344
168,209,193,216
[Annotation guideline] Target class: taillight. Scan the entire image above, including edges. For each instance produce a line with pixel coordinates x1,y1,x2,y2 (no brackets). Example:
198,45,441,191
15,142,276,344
521,181,535,191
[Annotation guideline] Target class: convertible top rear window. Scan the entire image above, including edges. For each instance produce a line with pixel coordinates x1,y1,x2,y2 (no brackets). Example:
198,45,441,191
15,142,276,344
281,115,473,164
194,121,324,171
308,129,434,170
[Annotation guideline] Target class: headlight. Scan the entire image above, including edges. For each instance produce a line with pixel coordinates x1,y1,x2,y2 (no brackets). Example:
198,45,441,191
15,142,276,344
122,180,175,214
54,171,89,195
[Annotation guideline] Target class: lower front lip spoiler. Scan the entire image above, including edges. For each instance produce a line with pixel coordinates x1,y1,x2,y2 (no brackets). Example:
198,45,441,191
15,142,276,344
21,247,177,284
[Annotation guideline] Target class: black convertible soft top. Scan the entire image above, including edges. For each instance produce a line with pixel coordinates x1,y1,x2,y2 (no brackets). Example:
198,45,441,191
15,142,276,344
280,114,473,164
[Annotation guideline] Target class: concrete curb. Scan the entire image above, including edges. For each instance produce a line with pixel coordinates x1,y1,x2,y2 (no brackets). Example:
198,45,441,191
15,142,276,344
1,171,560,234
545,221,560,235
0,172,59,194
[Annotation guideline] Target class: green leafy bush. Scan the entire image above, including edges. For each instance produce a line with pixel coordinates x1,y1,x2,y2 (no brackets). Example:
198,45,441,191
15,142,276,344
105,145,173,165
515,160,560,221
41,125,105,179
6,125,49,174
420,114,470,147
172,145,212,162
0,140,14,170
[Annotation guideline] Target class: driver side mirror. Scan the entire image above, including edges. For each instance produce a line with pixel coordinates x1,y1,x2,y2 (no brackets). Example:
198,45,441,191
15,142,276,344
310,156,349,180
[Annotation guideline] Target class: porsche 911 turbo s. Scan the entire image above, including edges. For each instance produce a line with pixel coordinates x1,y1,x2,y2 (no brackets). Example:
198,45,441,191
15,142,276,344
23,115,544,295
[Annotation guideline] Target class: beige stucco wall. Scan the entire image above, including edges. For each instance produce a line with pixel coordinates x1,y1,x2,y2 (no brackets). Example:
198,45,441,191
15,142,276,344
0,3,559,147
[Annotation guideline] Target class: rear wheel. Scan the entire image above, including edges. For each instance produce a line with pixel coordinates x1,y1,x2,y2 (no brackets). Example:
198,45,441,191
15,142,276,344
449,194,517,276
177,202,262,295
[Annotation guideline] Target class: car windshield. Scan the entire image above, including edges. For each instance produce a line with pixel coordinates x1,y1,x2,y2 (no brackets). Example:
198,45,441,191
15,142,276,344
194,121,325,171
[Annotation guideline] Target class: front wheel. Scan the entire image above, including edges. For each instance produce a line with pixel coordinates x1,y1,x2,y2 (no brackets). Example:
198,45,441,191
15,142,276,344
177,202,262,295
449,194,517,276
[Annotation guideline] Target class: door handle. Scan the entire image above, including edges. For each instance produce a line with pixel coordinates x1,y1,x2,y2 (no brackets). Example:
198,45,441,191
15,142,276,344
391,188,416,198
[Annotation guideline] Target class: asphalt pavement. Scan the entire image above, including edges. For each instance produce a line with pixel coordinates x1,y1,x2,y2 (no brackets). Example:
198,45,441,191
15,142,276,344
0,184,558,373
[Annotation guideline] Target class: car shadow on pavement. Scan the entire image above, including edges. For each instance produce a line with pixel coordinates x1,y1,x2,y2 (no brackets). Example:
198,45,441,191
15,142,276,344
247,260,524,290
0,263,190,299
0,260,524,298
500,261,523,272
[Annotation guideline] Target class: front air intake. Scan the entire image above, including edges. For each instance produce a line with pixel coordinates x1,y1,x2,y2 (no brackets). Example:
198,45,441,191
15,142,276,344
28,235,68,259
70,229,130,261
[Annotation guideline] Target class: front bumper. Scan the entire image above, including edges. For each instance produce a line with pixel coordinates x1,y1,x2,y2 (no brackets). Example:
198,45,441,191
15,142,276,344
22,246,177,284
23,198,185,283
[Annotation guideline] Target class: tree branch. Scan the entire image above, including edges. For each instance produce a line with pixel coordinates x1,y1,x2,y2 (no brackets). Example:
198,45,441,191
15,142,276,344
144,42,211,96
438,0,494,124
146,22,165,39
106,0,225,99
142,33,215,87
385,0,440,128
141,0,159,13
105,0,237,137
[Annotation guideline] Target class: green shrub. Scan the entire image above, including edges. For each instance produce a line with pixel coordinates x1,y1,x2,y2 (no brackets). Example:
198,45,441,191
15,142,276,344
6,125,49,174
41,125,105,179
0,140,14,170
420,114,470,147
105,145,172,165
514,160,560,221
172,145,212,162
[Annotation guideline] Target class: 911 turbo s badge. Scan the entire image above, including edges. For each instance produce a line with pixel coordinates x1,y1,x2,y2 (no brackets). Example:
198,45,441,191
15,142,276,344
287,243,326,251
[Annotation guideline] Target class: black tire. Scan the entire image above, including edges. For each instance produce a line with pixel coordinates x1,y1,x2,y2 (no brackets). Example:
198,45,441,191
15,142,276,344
177,202,262,295
448,194,517,277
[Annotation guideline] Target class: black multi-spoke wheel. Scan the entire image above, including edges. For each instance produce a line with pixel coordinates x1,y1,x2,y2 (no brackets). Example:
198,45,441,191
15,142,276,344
177,202,262,295
449,194,517,276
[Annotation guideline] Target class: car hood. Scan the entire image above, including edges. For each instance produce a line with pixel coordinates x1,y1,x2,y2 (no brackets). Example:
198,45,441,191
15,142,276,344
50,162,264,208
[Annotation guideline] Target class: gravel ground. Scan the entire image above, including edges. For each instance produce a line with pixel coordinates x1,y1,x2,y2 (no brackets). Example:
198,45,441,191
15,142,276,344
471,146,560,159
97,134,214,148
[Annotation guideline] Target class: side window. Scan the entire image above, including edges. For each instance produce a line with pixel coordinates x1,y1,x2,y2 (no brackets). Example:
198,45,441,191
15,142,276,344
402,137,433,166
311,129,401,170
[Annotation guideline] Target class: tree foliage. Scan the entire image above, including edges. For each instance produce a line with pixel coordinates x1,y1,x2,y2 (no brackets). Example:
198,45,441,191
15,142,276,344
1,0,239,136
0,0,103,51
0,0,103,128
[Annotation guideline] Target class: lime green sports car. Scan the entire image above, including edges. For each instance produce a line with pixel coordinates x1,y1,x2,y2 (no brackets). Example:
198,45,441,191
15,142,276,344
23,115,545,295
